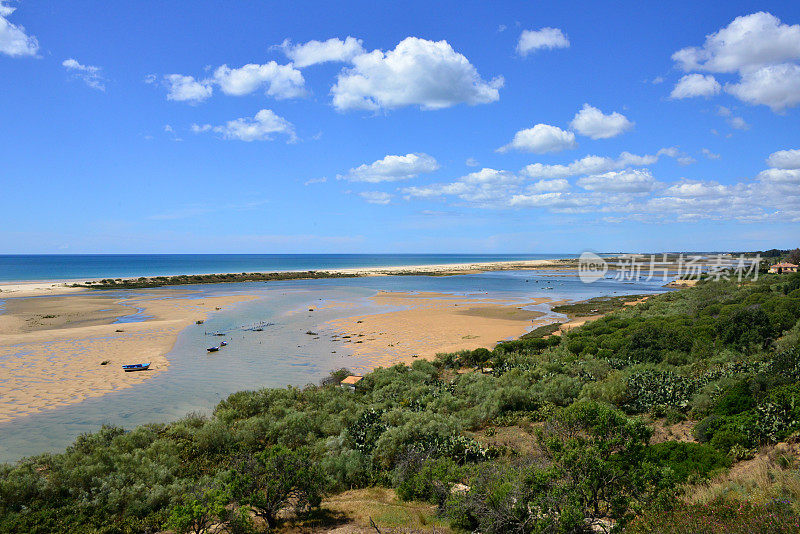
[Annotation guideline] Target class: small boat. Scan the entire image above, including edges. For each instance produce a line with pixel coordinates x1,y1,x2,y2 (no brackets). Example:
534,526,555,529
122,363,150,372
220,341,228,347
207,346,220,352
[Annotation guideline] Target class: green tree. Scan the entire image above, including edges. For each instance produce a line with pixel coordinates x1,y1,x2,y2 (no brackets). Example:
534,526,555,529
227,445,324,530
536,401,673,529
167,482,229,534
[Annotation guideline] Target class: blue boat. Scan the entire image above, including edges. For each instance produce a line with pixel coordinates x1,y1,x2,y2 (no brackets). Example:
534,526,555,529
122,363,151,372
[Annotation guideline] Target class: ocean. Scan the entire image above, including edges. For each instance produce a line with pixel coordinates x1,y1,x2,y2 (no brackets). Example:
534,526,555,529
0,254,580,282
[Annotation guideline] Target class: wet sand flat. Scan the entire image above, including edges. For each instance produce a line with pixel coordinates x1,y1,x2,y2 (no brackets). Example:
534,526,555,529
0,289,259,423
326,291,552,371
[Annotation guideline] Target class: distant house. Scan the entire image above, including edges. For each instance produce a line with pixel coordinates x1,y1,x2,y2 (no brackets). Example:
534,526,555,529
340,375,363,391
769,262,798,274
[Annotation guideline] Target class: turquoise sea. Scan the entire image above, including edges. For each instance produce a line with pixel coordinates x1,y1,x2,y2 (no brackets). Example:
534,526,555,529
0,254,582,282
0,268,669,462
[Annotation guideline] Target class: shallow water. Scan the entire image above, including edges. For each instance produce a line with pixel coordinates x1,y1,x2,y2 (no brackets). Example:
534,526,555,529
0,271,669,462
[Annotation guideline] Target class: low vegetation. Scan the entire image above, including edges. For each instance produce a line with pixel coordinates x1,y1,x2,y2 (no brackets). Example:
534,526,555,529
74,271,358,289
2,272,800,532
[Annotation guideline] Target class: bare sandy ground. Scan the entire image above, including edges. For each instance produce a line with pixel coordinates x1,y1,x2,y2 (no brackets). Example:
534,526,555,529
326,291,552,371
0,289,258,423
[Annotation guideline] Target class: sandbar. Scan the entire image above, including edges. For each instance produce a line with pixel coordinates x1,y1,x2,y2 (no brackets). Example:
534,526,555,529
0,289,258,423
326,291,552,371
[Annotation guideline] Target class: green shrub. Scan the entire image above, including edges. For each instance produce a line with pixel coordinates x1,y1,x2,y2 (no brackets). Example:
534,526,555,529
645,442,730,482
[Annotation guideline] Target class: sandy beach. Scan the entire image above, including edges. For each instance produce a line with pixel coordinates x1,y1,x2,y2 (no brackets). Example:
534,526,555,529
326,291,553,371
0,258,578,298
0,289,259,423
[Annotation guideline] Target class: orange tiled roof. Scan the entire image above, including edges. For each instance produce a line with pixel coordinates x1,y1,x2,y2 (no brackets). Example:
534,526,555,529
341,375,363,385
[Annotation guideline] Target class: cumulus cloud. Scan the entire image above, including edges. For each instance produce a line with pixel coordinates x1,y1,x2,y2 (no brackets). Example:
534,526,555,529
569,104,634,139
529,178,570,192
672,12,800,73
339,153,439,183
702,148,721,160
192,109,296,142
163,60,304,103
758,168,800,184
359,191,392,204
331,37,503,111
520,149,688,179
164,74,213,103
62,58,105,91
517,27,569,55
212,62,305,99
397,149,800,222
0,1,38,57
663,180,729,198
497,124,577,154
672,12,800,111
726,62,800,112
465,157,479,167
766,148,800,169
281,37,365,67
403,168,522,205
577,169,658,193
670,73,721,98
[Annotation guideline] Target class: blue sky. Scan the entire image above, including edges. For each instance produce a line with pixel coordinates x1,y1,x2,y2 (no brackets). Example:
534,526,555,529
1,0,799,254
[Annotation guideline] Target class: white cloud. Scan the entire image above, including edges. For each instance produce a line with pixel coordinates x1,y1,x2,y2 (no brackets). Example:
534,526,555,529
766,148,800,169
359,191,392,204
757,168,800,184
192,109,296,142
529,178,570,192
395,148,800,222
497,123,576,154
569,103,633,139
0,1,38,57
716,105,750,130
281,37,365,67
403,168,522,205
672,12,800,111
663,180,729,198
163,60,304,103
517,27,569,55
577,169,657,193
728,115,750,130
62,58,105,91
164,74,213,103
702,148,721,160
465,157,479,167
520,149,683,179
339,153,439,183
726,62,800,112
670,73,720,98
304,177,328,186
331,37,503,111
672,12,800,73
212,62,305,99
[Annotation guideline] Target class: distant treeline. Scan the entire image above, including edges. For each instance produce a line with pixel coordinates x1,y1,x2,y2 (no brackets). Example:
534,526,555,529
73,271,359,289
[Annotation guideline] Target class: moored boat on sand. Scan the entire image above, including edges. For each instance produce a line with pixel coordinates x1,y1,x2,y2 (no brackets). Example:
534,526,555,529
122,363,151,372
